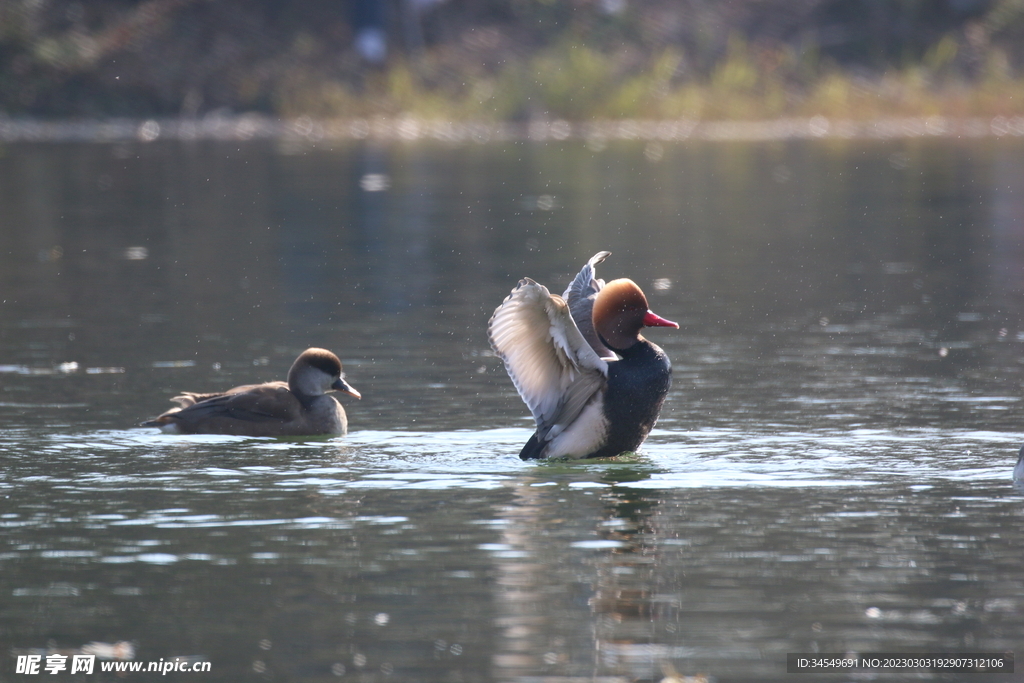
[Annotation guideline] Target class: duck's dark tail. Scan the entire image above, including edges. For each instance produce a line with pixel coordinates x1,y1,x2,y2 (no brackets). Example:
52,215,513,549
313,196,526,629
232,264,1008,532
518,433,544,460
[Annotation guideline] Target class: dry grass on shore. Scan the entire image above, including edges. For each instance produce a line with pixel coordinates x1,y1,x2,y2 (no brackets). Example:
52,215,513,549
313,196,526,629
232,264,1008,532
273,40,1024,125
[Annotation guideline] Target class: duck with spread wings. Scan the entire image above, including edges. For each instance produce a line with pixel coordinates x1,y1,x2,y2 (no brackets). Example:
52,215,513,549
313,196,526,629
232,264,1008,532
488,252,678,459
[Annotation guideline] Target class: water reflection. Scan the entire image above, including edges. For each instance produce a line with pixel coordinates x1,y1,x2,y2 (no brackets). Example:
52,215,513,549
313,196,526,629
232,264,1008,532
491,464,1022,682
0,426,1021,681
1,138,1024,682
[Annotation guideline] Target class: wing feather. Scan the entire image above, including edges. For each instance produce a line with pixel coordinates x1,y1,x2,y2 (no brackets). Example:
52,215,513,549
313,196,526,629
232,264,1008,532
562,251,614,359
488,278,608,441
170,383,301,424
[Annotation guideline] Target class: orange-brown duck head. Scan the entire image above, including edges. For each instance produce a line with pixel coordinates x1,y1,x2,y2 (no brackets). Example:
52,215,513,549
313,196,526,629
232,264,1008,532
592,278,678,351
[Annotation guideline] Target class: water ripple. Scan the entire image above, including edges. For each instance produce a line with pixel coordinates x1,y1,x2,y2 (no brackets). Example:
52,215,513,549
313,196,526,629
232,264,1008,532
0,427,1019,495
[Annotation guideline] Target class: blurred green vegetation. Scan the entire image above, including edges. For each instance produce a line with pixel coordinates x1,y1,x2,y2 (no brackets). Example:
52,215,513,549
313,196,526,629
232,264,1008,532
2,0,1024,120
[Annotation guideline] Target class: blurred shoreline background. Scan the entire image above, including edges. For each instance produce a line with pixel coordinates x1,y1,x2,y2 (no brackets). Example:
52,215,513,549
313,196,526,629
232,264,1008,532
3,0,1024,129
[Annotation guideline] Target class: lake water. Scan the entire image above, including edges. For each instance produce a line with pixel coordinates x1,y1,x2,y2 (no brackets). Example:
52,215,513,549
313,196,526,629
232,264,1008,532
1,136,1023,682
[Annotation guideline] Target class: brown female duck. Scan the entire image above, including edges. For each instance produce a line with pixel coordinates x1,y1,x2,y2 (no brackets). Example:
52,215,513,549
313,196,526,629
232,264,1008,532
142,347,360,436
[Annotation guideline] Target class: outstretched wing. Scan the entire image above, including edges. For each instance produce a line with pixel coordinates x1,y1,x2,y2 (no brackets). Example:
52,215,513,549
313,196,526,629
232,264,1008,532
488,278,608,443
562,251,614,359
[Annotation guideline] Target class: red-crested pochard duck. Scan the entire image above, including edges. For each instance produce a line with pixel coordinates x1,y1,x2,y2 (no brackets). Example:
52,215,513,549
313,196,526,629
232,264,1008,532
141,347,360,437
488,252,678,459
